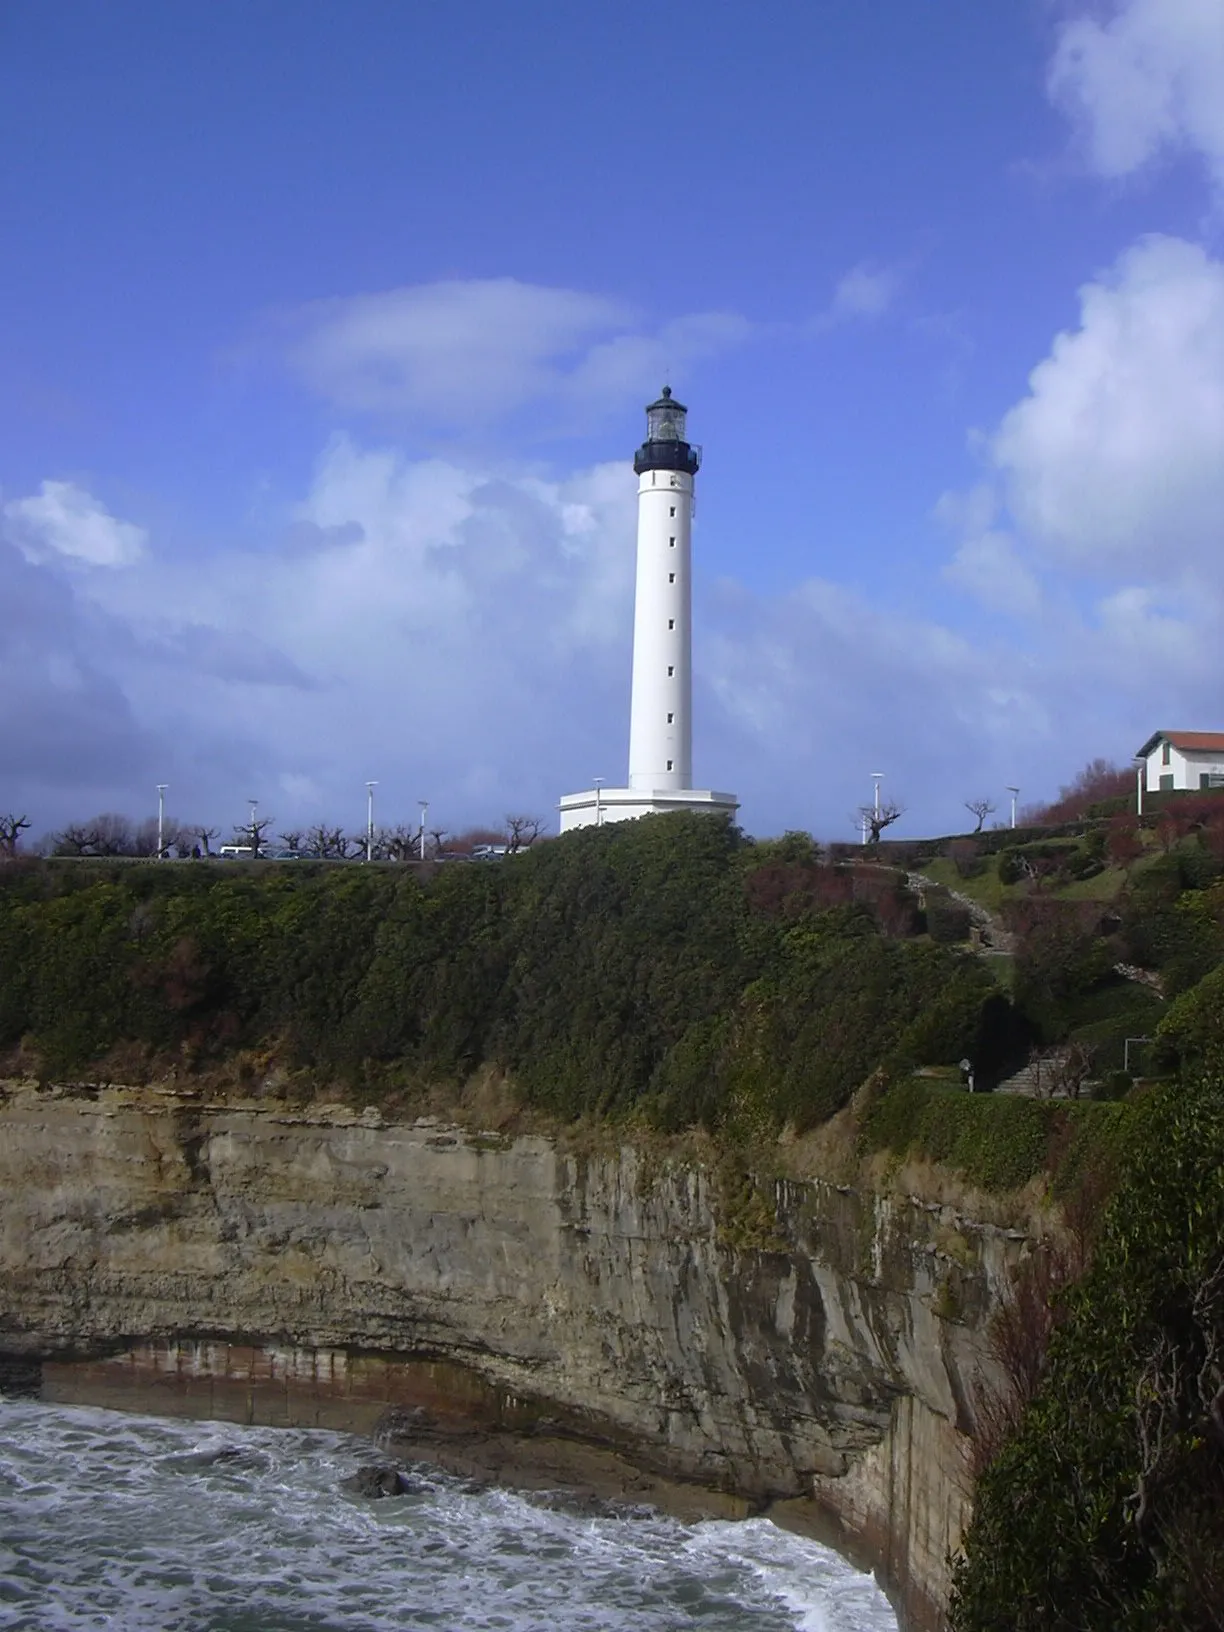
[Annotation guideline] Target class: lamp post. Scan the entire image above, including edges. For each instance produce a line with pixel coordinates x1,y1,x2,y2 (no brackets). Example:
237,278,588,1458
365,782,377,863
247,798,259,856
1133,757,1144,818
1007,786,1020,830
872,773,883,819
156,784,168,860
593,778,604,826
418,800,428,862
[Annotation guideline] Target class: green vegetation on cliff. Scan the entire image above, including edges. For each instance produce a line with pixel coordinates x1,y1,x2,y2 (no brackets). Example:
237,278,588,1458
0,817,997,1134
950,1076,1224,1632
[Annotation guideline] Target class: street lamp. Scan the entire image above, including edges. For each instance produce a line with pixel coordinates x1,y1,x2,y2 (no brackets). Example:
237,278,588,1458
593,778,605,826
365,782,378,863
156,784,168,860
247,798,259,856
418,800,428,862
871,772,884,819
1007,786,1020,830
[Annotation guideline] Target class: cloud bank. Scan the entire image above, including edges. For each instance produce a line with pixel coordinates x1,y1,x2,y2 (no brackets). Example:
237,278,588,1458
1050,0,1224,189
285,277,751,426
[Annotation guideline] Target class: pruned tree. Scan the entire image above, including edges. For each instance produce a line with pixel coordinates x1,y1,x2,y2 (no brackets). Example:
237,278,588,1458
964,796,996,834
856,798,905,845
278,830,305,853
505,814,546,853
0,814,30,857
193,825,220,857
305,824,351,860
232,815,275,858
381,824,420,862
53,821,103,856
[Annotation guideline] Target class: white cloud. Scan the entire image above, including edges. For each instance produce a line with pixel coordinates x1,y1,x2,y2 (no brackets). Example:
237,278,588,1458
3,480,146,567
831,262,902,319
285,277,750,425
64,436,640,833
806,261,904,335
991,235,1224,574
944,531,1043,618
1049,0,1224,188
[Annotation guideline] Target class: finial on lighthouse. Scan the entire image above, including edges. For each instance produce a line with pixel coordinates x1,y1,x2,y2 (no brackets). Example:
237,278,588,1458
636,387,700,476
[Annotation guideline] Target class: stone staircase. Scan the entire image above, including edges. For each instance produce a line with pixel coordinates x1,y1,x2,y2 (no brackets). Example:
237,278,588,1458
907,873,1016,955
993,1047,1075,1097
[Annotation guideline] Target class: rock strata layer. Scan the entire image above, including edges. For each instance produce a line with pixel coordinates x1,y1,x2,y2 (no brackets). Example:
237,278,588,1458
0,1082,1023,1630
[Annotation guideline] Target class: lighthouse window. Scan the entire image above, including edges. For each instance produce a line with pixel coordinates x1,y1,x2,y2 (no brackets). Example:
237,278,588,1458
667,760,673,771
669,537,675,547
669,573,675,583
668,619,674,629
669,507,675,517
667,665,674,676
667,712,674,724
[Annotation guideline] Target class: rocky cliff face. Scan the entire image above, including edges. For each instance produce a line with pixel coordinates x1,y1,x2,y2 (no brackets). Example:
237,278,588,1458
0,1081,1024,1630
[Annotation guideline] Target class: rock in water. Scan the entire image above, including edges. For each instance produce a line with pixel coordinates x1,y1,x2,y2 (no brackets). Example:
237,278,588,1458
342,1464,411,1499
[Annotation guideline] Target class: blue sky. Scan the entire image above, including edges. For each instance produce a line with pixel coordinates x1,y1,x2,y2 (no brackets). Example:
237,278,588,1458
3,0,1223,843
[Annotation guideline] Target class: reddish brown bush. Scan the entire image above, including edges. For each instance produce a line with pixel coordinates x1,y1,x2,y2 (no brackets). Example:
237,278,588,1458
1106,819,1144,867
1021,758,1134,825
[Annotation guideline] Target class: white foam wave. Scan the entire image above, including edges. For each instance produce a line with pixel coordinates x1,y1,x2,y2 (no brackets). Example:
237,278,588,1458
0,1400,897,1632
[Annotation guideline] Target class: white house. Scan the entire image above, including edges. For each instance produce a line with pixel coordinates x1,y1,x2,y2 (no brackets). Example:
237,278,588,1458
1136,731,1224,793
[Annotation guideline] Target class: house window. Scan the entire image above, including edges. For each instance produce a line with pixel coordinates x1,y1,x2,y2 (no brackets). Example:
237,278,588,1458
668,618,674,629
667,665,674,676
1202,773,1212,790
1160,774,1174,792
1162,740,1171,765
667,712,674,723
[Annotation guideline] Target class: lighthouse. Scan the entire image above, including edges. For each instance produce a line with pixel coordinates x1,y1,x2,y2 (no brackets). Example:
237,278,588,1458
559,389,738,832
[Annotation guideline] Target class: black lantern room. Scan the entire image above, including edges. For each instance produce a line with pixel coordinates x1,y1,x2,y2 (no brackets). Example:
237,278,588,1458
633,386,701,476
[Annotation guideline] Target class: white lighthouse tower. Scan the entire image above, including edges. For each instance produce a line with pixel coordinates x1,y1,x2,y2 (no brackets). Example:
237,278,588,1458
559,388,738,832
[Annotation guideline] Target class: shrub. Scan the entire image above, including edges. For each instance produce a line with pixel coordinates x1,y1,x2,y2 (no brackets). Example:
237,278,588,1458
927,897,973,943
950,1078,1224,1631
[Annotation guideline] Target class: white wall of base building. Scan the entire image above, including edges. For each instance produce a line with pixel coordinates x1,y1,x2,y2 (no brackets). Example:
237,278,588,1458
559,787,739,834
1142,744,1224,791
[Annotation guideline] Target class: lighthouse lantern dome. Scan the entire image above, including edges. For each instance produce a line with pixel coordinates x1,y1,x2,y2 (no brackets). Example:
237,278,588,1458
645,386,687,444
635,386,701,476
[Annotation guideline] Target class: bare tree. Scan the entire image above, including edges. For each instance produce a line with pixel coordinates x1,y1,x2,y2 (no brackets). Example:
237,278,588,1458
0,814,30,857
964,796,997,834
134,815,183,858
505,814,546,853
53,821,103,856
193,825,220,857
91,813,136,855
380,824,419,862
278,830,305,853
233,815,276,858
856,798,905,845
305,823,351,859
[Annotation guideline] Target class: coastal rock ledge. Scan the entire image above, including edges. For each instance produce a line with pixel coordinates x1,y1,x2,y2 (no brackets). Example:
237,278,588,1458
0,1082,1024,1631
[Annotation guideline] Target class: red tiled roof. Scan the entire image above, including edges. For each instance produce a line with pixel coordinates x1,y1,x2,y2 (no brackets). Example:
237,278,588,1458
1138,730,1224,757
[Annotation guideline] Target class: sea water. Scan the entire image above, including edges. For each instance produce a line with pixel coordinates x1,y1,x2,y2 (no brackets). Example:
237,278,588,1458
0,1400,898,1632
